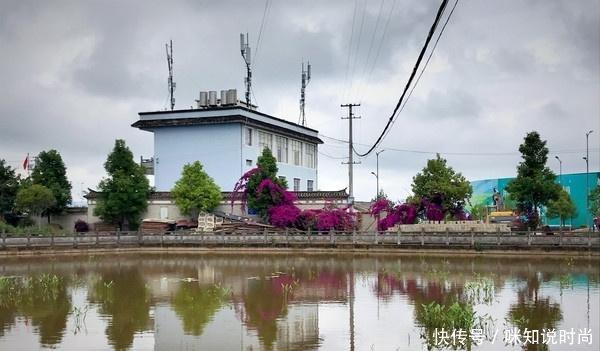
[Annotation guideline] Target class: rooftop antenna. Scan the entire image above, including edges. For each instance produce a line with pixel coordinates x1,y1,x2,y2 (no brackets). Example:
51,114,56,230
240,33,252,108
166,40,175,110
299,60,312,126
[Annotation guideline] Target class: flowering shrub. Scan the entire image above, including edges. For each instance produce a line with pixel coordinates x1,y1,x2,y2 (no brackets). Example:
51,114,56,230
256,179,295,206
425,202,444,221
74,219,89,233
231,167,261,211
268,205,301,228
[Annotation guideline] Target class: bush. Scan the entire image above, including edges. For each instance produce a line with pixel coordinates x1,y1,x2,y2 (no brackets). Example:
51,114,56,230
74,219,89,233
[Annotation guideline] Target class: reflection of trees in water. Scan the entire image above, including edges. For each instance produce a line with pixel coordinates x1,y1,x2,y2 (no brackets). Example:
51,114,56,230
88,269,151,351
507,274,562,351
0,274,71,347
171,282,230,336
243,276,292,350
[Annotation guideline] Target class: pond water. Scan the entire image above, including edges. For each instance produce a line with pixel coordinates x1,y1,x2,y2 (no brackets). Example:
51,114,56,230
0,252,598,350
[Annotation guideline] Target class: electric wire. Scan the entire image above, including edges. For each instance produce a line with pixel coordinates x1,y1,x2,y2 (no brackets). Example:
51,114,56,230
363,0,397,91
254,0,271,66
355,0,386,100
380,0,459,143
353,0,450,157
342,0,359,102
347,0,368,101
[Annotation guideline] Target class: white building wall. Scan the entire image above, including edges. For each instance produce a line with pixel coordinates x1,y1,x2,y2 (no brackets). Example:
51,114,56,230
153,124,242,191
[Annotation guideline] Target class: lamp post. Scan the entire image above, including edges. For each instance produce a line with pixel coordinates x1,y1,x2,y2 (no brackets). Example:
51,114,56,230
372,149,386,199
585,130,593,230
555,156,562,186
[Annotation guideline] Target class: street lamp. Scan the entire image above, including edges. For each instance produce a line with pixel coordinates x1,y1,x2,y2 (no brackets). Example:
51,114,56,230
555,156,562,186
373,149,386,199
585,130,593,230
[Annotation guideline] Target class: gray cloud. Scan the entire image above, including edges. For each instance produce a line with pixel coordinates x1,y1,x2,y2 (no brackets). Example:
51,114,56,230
0,0,598,203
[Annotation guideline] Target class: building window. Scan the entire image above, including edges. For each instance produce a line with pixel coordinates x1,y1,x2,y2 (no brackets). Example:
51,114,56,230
307,180,314,192
275,136,288,163
246,159,253,166
293,178,300,191
292,140,302,166
245,127,253,146
305,144,315,168
259,131,272,151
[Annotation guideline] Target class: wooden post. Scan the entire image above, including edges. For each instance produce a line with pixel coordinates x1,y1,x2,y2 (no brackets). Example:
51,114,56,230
470,227,474,247
329,230,334,244
307,228,311,244
420,227,425,246
397,228,401,246
445,227,450,246
496,227,501,246
27,232,31,248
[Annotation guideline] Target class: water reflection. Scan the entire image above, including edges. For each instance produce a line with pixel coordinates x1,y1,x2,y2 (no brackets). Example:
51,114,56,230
88,269,152,350
0,274,71,346
0,254,597,351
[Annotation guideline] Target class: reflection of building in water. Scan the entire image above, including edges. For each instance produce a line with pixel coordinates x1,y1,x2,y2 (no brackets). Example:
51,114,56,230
275,304,319,351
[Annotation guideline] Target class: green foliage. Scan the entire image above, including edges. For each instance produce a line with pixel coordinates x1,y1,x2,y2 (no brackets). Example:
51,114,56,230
371,189,390,202
411,154,472,209
0,159,20,216
94,140,150,230
546,188,577,227
589,185,600,217
246,148,287,218
469,202,487,221
15,184,56,218
505,132,561,212
171,161,221,216
419,301,475,331
31,150,72,221
171,283,230,336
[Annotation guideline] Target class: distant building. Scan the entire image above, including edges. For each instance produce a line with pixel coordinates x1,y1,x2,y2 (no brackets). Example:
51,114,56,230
470,172,600,228
132,90,322,192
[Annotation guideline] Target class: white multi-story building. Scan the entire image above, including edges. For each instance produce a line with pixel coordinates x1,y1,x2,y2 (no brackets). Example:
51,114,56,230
132,91,322,192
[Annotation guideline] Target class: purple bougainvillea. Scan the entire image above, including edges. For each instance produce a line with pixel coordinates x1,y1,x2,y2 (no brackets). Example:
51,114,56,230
268,204,302,228
425,202,444,221
231,167,261,211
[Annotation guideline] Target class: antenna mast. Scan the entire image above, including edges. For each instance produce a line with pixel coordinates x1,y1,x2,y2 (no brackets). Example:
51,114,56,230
240,33,252,108
166,40,175,110
299,61,312,126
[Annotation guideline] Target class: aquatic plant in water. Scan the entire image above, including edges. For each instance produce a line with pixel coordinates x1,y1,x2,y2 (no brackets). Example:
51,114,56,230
464,275,495,305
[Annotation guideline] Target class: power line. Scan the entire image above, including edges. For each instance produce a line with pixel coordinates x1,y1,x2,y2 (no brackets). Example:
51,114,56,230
363,0,397,92
254,0,271,66
353,0,450,157
381,0,459,143
347,0,368,101
354,0,386,100
319,133,600,157
342,0,359,102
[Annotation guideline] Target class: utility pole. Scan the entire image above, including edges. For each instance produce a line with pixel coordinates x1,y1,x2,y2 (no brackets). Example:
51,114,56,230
341,103,361,201
165,40,175,110
555,155,562,186
240,33,252,108
299,61,312,126
585,130,593,230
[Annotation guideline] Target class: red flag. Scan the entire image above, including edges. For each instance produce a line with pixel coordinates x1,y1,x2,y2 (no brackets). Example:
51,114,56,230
23,154,29,170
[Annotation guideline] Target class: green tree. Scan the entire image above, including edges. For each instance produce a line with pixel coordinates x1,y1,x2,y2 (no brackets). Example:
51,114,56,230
172,161,222,217
546,189,577,229
589,185,600,218
94,140,150,230
246,148,287,218
411,154,472,210
31,150,72,223
15,184,56,228
0,159,20,219
468,203,487,221
505,132,561,227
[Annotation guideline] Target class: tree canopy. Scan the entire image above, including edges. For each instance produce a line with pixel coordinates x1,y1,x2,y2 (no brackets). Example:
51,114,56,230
171,161,221,216
589,185,600,218
0,159,20,218
246,148,287,218
31,150,72,222
94,139,150,230
15,184,56,222
505,132,561,213
546,188,577,228
411,154,472,211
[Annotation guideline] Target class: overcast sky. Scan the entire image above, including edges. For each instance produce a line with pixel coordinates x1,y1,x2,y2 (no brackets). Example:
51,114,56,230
1,0,599,203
